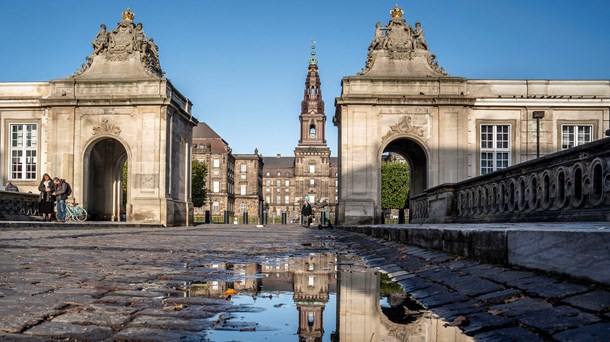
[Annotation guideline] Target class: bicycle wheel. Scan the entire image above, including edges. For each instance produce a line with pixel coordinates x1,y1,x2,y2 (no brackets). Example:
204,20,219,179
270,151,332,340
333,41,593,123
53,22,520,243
73,207,88,222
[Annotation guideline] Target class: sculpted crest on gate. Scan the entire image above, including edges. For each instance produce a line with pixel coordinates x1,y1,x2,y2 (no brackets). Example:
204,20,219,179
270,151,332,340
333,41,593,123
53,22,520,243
71,8,163,78
92,119,121,136
360,5,448,77
382,116,425,142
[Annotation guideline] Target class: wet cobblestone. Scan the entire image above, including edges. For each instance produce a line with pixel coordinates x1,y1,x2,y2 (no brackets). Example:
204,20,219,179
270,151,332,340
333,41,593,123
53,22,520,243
0,224,608,341
338,231,610,341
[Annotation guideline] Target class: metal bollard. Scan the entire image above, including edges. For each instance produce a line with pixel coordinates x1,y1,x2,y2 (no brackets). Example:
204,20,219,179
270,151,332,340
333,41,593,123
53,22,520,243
262,212,268,225
224,210,230,224
281,212,287,225
398,208,405,224
205,210,210,224
243,212,248,224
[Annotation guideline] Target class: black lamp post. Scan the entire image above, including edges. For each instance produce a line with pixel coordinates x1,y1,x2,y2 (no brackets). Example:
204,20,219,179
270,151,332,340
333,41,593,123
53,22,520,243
532,111,545,158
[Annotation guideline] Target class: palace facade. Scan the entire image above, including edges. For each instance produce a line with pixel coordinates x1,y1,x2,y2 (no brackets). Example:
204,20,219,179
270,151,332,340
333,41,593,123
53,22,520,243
192,46,338,223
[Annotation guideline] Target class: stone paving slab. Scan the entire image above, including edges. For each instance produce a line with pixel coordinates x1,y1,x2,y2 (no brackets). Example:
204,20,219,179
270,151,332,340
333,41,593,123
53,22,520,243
552,322,610,342
517,306,600,334
24,321,113,341
489,298,553,317
52,311,132,328
561,289,610,312
475,327,545,342
461,313,513,334
477,289,522,305
112,327,205,342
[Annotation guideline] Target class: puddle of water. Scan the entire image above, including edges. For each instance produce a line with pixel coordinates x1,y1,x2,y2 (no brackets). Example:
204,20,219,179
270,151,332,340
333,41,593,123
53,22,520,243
167,253,473,342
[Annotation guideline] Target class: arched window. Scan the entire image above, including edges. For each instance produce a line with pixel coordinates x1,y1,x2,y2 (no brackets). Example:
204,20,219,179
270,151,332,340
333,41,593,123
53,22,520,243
309,125,316,138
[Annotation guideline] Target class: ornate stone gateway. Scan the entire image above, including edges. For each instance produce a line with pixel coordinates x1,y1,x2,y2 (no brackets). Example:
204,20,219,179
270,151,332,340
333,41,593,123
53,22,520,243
334,5,609,225
0,9,198,226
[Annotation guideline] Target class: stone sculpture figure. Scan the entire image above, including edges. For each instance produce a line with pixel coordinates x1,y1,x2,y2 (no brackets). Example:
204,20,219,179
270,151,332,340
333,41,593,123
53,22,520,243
369,22,388,50
92,24,109,54
412,22,428,50
134,22,147,53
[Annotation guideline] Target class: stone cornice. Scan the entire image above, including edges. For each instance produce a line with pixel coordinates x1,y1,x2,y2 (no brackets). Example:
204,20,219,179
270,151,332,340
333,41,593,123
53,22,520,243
335,96,475,106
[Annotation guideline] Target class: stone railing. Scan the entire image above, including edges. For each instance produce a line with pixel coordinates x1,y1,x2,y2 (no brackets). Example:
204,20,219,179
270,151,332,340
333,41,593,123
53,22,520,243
411,137,610,223
0,191,40,221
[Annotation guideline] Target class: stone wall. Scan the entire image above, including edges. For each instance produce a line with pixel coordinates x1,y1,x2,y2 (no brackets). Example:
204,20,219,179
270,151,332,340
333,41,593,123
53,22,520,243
0,191,39,221
411,137,610,223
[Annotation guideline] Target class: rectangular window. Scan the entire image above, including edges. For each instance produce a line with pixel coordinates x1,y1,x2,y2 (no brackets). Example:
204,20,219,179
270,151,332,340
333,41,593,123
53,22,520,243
310,179,315,186
240,174,246,180
561,125,592,150
212,202,219,211
480,124,511,175
213,158,220,168
276,179,281,187
240,184,247,195
309,165,315,173
266,179,270,186
213,180,220,193
276,195,281,204
240,163,247,172
285,195,290,204
265,196,270,203
9,124,37,180
285,180,290,187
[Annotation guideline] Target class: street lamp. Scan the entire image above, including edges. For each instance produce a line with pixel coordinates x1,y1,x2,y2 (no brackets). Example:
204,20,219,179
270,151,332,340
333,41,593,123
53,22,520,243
532,111,545,158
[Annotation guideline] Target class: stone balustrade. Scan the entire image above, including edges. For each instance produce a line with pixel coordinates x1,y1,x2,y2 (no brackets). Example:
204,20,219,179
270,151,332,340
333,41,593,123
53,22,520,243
0,191,40,221
411,137,610,223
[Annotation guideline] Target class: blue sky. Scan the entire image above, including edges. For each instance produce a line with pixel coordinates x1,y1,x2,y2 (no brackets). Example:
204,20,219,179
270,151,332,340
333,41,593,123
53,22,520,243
1,1,610,156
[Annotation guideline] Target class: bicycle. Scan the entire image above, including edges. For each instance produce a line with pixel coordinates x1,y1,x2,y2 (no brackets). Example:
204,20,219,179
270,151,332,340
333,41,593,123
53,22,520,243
66,201,88,222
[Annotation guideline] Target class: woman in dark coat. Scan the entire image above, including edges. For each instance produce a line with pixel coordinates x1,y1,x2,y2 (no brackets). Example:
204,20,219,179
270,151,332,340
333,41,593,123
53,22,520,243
38,173,55,221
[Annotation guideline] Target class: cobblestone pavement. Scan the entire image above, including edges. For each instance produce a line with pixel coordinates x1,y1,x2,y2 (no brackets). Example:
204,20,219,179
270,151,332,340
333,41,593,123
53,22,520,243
338,232,610,341
0,224,608,341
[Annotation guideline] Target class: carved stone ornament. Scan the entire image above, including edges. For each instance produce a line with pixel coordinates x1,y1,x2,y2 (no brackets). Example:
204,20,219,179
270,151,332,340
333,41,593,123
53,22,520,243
360,5,449,76
92,119,121,135
382,116,425,141
71,8,163,78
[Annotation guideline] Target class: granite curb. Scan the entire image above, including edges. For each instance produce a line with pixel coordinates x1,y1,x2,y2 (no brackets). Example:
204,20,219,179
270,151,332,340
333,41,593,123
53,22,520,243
340,223,610,286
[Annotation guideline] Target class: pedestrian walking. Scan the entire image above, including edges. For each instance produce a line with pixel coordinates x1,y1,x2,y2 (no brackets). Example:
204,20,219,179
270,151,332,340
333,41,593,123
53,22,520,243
38,173,55,221
301,201,312,227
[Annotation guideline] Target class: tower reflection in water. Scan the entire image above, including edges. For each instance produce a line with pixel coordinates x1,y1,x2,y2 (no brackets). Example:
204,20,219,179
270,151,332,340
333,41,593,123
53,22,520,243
184,253,471,342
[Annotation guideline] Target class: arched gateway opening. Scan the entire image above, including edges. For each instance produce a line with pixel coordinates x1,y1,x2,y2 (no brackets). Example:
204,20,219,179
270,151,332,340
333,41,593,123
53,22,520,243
84,137,129,221
380,137,428,222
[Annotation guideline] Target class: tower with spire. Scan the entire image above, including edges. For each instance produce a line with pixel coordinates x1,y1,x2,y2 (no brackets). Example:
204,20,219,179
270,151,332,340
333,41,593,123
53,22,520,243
294,41,333,209
298,41,327,146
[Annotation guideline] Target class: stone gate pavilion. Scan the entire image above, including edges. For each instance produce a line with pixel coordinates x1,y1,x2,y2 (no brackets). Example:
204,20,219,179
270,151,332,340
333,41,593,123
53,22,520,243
334,5,610,224
0,9,197,226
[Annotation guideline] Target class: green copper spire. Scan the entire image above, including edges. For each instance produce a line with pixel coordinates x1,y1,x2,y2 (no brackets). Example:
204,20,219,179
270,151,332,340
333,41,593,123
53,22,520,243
309,40,318,65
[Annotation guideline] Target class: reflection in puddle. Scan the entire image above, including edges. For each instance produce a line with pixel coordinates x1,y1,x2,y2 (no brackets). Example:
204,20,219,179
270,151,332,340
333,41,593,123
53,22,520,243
168,253,472,341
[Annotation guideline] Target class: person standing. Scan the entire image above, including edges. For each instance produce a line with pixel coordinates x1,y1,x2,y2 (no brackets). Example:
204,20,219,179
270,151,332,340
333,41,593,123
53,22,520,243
301,201,313,228
38,173,55,221
52,177,69,222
